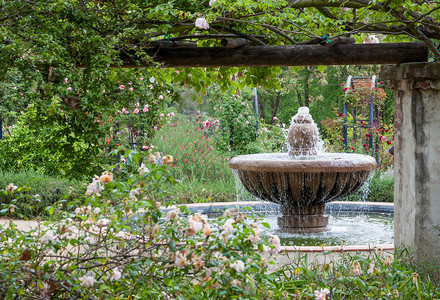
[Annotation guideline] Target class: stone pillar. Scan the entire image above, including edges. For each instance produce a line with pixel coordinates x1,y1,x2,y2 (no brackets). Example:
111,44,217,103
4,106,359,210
381,62,440,265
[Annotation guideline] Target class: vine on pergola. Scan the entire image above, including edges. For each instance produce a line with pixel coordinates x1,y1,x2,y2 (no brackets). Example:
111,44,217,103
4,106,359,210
1,0,440,71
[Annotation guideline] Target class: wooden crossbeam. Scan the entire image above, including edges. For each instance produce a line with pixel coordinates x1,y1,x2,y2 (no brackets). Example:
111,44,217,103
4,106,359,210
119,42,428,68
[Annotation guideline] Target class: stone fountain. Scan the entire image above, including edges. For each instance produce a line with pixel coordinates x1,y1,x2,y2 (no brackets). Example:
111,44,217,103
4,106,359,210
229,107,377,233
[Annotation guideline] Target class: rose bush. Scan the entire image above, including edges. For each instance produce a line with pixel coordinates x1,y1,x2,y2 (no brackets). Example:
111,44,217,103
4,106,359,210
0,150,284,299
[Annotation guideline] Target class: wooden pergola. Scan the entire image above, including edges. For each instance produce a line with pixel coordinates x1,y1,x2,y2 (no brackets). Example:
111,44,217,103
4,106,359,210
118,42,429,68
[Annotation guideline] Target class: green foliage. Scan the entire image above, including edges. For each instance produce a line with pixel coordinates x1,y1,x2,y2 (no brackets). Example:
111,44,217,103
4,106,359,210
346,171,394,203
212,90,258,154
0,69,30,131
0,97,106,179
0,169,84,219
274,247,440,299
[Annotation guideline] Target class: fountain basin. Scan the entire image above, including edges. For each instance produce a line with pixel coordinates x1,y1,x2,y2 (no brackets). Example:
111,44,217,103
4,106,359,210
230,153,377,232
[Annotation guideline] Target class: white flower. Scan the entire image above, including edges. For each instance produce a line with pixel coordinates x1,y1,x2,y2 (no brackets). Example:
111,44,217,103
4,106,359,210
314,288,330,300
93,207,101,215
268,234,281,254
149,76,155,83
247,234,260,244
109,267,122,281
138,162,149,176
209,0,216,6
222,219,234,235
80,275,95,287
247,227,261,244
363,35,379,44
40,230,56,244
367,263,376,274
166,208,180,221
189,219,203,233
5,183,18,192
230,260,245,273
384,255,394,267
86,178,104,196
96,218,111,228
175,251,190,269
129,188,141,200
195,17,209,30
350,260,362,276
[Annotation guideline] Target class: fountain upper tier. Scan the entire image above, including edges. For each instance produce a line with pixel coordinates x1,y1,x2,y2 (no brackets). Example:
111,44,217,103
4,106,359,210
287,106,320,156
229,153,377,173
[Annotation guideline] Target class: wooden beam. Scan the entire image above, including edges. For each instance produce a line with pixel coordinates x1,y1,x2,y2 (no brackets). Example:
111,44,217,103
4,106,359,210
121,42,428,68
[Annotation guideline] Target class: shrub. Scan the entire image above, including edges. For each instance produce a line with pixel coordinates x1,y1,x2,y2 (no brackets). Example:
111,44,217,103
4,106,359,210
0,169,84,219
0,150,283,299
345,170,394,202
150,114,235,202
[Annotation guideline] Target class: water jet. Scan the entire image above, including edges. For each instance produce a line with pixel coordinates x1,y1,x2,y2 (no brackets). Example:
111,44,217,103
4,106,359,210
229,107,377,233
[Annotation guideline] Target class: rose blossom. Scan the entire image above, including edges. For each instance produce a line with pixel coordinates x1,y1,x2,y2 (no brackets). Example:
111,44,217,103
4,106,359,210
195,18,209,30
80,275,95,287
230,260,245,273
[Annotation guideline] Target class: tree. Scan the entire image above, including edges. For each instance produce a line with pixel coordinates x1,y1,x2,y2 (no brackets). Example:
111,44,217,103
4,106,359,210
0,0,439,177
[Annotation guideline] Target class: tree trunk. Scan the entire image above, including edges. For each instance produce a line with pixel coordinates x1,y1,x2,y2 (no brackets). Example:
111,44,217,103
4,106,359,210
304,67,311,107
271,91,281,121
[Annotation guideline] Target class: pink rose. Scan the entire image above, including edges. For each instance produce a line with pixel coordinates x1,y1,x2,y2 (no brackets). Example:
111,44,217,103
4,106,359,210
134,108,139,114
119,85,124,90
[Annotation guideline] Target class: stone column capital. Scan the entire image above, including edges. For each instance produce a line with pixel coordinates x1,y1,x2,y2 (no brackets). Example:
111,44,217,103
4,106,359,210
381,62,440,90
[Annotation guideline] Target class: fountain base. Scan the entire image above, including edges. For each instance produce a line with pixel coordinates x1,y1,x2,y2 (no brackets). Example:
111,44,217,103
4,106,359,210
277,204,330,233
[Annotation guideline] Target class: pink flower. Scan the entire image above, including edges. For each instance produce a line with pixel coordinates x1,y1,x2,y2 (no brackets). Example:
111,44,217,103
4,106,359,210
119,85,125,90
380,136,387,141
140,77,144,81
67,87,72,91
160,113,164,117
109,268,122,281
341,83,344,86
154,126,158,131
342,87,348,91
134,108,139,114
64,78,68,84
135,102,140,107
129,87,133,91
169,112,175,117
142,145,149,149
158,95,164,100
143,105,149,112
245,121,249,125
195,17,209,30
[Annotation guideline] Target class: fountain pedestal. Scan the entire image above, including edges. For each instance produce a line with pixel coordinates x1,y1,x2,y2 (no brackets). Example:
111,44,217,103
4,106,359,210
278,205,329,233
